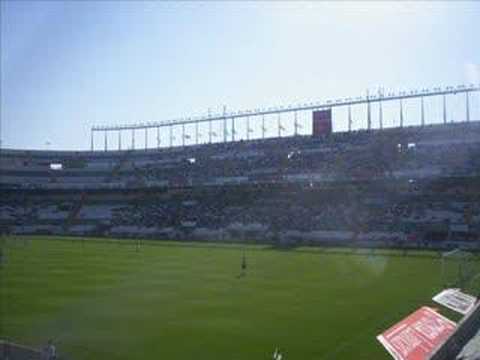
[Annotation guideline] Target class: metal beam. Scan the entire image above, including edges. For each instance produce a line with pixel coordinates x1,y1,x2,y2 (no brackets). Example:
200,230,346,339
144,128,148,150
379,100,383,129
466,91,470,122
400,99,404,128
182,124,185,147
421,96,425,127
443,95,447,124
262,115,266,139
223,118,227,143
209,121,212,144
277,114,282,138
367,90,372,130
348,106,352,132
195,121,199,145
92,85,479,133
294,111,298,136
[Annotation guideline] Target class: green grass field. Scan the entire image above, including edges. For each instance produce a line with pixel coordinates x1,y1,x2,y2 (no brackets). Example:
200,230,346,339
0,236,474,359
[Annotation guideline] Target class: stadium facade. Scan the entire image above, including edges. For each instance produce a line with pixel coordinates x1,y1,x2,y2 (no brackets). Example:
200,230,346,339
1,85,480,249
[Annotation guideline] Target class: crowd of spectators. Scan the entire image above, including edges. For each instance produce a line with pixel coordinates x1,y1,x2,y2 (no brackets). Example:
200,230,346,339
1,121,480,191
1,182,479,245
1,122,480,246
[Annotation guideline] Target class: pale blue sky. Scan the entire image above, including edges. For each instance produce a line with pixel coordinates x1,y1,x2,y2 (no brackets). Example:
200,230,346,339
1,1,479,150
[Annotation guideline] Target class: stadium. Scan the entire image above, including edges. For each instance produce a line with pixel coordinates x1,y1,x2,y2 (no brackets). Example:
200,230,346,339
2,83,480,359
2,2,480,360
2,86,480,247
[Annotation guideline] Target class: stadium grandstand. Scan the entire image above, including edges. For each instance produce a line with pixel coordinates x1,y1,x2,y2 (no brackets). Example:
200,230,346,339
0,85,480,360
1,85,480,250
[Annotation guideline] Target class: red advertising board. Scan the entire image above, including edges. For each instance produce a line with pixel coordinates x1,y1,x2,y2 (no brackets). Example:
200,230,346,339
312,109,332,136
377,307,456,360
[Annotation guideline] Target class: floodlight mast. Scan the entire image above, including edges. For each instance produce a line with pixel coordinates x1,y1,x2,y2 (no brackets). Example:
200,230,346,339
90,84,480,151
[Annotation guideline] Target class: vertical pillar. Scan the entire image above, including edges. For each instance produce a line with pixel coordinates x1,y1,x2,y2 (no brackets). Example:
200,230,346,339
466,91,470,122
223,105,228,143
131,129,135,150
170,126,173,148
232,118,235,142
118,130,122,151
223,118,228,143
157,127,160,148
277,114,281,137
91,129,94,151
182,123,185,147
367,90,371,130
246,116,250,140
379,100,383,129
209,121,212,143
104,130,108,152
0,105,2,151
294,111,298,136
348,106,352,132
262,115,266,139
207,110,212,143
443,95,447,124
420,96,425,127
195,121,199,145
144,128,148,150
400,99,404,128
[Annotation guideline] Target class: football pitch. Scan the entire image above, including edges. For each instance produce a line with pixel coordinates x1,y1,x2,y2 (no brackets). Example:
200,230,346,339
0,236,473,359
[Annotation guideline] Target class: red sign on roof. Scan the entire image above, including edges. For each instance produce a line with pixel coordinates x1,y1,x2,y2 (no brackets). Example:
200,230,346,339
312,109,332,136
377,307,456,360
